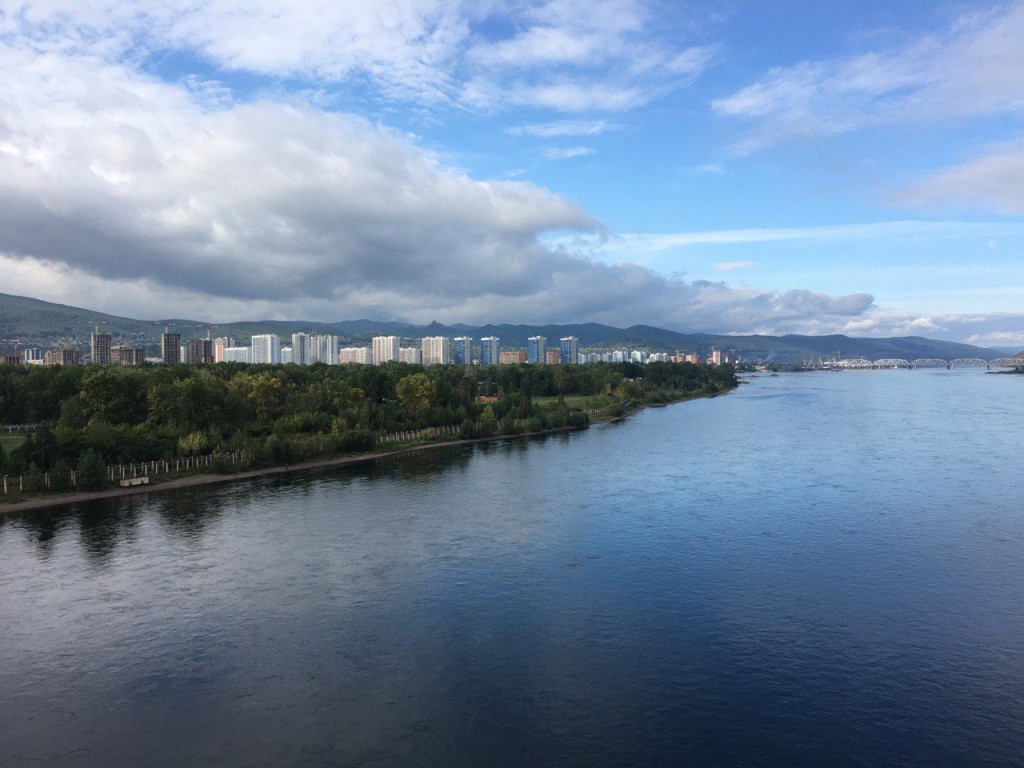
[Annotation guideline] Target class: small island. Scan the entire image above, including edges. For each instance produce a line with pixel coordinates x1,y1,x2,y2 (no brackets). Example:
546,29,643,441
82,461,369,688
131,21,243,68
0,361,737,508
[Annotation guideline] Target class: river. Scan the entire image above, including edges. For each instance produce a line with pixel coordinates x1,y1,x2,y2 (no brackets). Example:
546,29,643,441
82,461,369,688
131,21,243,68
1,370,1022,767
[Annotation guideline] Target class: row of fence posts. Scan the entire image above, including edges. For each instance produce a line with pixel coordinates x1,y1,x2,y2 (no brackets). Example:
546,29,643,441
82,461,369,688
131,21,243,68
3,405,622,496
2,450,251,496
105,450,251,481
377,424,462,445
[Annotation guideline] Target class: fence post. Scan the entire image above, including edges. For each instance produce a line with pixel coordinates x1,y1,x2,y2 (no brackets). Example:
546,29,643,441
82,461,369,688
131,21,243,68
3,476,6,495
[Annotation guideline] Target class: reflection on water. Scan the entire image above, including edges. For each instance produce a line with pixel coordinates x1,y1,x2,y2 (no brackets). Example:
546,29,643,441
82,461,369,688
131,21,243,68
1,371,1022,767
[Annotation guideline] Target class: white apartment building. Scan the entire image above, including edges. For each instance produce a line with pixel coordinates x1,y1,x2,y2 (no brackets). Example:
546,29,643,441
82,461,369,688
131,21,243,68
312,334,339,365
372,336,400,365
251,334,281,364
222,346,251,363
291,333,312,365
421,336,451,366
281,346,294,364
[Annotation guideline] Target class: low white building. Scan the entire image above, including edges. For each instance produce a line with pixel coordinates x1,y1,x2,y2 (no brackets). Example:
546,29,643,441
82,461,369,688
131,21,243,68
400,347,423,364
339,347,371,364
222,346,251,363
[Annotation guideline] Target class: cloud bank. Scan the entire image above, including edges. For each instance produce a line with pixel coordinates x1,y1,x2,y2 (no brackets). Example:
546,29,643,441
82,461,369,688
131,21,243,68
0,12,880,335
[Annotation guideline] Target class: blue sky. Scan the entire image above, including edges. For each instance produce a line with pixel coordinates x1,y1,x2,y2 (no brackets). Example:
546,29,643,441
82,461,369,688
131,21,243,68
1,0,1022,346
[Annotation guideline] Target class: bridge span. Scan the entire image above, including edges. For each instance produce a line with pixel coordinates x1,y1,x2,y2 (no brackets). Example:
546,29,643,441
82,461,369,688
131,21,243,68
829,357,1023,370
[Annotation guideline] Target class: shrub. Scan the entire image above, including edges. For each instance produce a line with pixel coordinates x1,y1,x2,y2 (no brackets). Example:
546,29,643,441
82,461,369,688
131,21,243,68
51,459,73,492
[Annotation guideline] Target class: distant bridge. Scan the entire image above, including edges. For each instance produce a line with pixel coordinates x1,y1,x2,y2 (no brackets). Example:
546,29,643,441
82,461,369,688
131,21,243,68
829,357,1023,370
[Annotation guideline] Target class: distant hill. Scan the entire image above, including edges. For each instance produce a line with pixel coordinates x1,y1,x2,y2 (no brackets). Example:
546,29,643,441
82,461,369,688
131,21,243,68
0,291,1004,362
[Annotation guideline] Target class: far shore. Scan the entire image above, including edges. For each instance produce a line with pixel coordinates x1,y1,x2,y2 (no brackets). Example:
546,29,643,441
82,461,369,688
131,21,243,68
0,390,727,517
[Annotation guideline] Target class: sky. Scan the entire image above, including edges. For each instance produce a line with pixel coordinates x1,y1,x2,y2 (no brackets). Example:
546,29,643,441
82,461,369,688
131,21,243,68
0,1,1022,346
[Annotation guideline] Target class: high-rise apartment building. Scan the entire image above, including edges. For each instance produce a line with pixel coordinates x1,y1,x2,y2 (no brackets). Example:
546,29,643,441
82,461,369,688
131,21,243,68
291,333,312,365
500,350,526,365
527,336,547,364
372,336,400,365
421,336,451,366
453,337,473,365
312,335,339,365
545,348,561,365
281,346,294,364
560,336,579,365
479,337,499,366
184,338,214,364
161,332,181,365
90,331,112,365
251,334,281,364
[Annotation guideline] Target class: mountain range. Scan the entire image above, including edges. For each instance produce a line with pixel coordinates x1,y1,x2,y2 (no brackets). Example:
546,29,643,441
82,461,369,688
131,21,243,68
0,292,1012,363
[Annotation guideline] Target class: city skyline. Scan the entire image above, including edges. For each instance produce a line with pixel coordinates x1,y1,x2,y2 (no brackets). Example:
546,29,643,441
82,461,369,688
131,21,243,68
0,2,1022,345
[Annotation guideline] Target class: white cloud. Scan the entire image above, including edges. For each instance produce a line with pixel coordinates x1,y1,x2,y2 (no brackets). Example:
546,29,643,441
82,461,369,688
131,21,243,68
4,0,716,113
900,144,1024,213
559,220,1024,253
967,330,1024,348
684,162,726,176
507,120,613,137
543,146,595,160
713,2,1024,151
831,311,1024,348
715,261,754,271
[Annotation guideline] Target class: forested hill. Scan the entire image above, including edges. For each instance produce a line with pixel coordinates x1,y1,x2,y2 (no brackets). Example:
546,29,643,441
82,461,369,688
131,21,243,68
0,291,1004,362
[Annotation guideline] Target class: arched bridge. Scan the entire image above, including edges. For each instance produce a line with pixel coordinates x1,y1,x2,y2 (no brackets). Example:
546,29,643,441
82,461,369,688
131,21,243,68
831,357,1023,370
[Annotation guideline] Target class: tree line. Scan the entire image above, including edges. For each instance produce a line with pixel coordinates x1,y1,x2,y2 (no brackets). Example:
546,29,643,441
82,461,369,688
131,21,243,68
0,361,736,488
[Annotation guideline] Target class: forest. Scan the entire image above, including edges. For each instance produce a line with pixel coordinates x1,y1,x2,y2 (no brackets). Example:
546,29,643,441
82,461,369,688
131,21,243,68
0,361,737,491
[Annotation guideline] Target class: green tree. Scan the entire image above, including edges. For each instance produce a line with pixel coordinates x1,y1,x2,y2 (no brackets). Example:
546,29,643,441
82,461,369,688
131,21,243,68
76,449,107,491
396,373,437,416
177,431,208,456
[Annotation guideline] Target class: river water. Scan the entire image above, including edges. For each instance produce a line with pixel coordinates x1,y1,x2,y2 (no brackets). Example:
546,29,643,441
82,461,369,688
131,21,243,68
1,370,1022,767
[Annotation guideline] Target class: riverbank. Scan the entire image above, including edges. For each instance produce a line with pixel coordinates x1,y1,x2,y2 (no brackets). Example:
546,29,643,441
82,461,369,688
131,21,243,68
0,388,731,516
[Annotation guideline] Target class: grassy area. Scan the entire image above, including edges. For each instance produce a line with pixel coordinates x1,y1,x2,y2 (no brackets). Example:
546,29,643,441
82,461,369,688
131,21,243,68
532,394,614,409
0,434,25,451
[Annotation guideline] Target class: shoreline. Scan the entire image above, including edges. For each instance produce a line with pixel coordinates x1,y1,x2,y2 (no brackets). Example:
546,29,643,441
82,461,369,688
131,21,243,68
0,390,727,517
